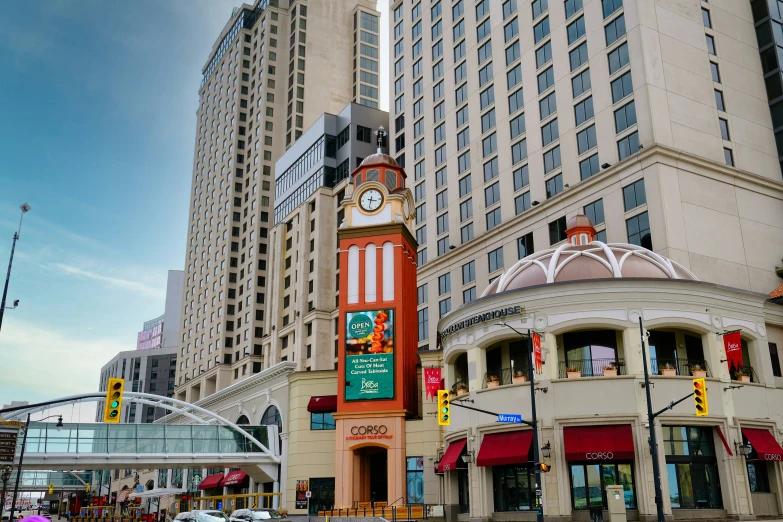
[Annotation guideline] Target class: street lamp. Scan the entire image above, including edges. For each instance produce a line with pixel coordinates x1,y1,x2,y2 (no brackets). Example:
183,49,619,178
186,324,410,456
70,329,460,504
0,202,31,334
541,441,552,459
1,466,13,517
735,440,752,457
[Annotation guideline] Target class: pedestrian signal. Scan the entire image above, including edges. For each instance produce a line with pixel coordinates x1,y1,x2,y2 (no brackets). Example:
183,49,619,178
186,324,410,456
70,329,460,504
693,378,708,417
103,378,125,423
539,463,551,472
48,483,55,494
437,390,450,426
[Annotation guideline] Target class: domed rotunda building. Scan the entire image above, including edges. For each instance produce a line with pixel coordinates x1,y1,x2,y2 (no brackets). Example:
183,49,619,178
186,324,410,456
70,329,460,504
436,216,783,522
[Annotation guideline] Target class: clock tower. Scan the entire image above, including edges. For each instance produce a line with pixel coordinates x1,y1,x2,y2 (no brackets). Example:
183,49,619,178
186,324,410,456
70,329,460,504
333,127,419,507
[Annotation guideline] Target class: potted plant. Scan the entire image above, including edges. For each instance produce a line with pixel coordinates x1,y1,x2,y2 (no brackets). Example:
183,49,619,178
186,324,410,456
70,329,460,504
603,363,618,377
690,364,707,378
735,369,750,382
456,383,469,396
449,389,457,401
487,374,500,388
566,367,581,379
512,370,528,384
660,362,677,376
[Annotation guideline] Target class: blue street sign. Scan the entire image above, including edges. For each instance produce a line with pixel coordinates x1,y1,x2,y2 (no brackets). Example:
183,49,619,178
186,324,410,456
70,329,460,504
498,413,523,423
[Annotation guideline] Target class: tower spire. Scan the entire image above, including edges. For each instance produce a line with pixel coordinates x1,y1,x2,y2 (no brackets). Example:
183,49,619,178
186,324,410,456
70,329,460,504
374,125,387,153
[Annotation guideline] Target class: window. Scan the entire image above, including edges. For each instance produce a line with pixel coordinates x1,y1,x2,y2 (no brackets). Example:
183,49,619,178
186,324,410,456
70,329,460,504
566,0,583,18
458,151,471,173
488,247,504,272
461,223,474,243
663,426,722,509
433,40,443,60
542,119,559,146
454,20,465,42
605,14,626,45
513,165,529,191
623,179,646,211
459,174,472,197
476,0,489,19
482,108,497,132
509,88,524,113
715,89,725,111
437,213,449,235
577,125,596,154
407,457,425,504
710,62,721,83
418,284,428,305
575,96,594,126
719,118,730,141
439,298,452,318
463,261,476,284
544,146,561,173
483,133,497,157
456,83,468,104
545,172,563,198
486,207,501,229
617,131,640,160
418,308,429,341
536,41,552,68
310,412,336,430
538,67,554,93
572,68,591,97
532,0,548,18
512,139,528,164
702,8,711,28
611,71,633,103
505,18,519,42
436,189,448,211
570,42,589,71
706,33,716,55
453,0,464,19
456,105,469,127
602,0,623,19
455,62,467,84
608,43,629,74
495,464,536,512
463,287,476,304
484,157,499,181
438,273,451,295
584,199,605,225
567,16,585,44
416,226,427,245
479,63,494,87
580,154,600,180
549,215,567,244
534,17,550,43
724,147,734,166
770,343,782,377
433,61,444,81
477,19,491,42
478,40,493,64
503,0,518,19
435,124,446,145
515,191,531,214
626,211,651,249
506,41,521,67
507,64,523,89
570,463,636,510
357,126,372,143
510,114,526,139
434,101,445,122
540,93,556,120
485,182,500,207
614,101,637,133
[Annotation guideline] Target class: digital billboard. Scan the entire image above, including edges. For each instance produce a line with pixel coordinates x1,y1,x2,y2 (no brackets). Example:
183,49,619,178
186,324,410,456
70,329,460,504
344,309,394,401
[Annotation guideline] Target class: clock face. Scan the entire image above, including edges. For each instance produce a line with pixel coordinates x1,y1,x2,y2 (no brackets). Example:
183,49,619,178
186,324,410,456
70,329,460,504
360,189,384,212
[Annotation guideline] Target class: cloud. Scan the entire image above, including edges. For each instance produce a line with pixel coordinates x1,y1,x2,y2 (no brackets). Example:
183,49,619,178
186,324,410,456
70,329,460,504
50,263,165,299
0,319,129,408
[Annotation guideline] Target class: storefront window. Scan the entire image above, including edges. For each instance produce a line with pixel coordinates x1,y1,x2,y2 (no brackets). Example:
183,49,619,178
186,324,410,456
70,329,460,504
308,477,335,515
570,463,636,509
744,436,771,493
458,468,470,513
406,457,424,504
310,412,336,430
493,464,534,511
663,426,722,509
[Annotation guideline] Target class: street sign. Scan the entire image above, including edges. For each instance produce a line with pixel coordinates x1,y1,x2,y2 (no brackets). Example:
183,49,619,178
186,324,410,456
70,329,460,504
305,491,311,499
0,428,18,466
497,413,523,423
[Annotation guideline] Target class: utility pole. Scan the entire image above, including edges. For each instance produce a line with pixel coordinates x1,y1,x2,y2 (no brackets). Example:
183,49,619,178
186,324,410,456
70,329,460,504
639,317,666,522
0,203,31,335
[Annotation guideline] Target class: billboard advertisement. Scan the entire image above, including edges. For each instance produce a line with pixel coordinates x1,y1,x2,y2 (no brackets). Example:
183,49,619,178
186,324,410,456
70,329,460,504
345,309,394,401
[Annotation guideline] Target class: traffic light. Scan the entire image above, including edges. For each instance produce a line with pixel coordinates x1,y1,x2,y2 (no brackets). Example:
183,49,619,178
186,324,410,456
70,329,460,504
48,484,55,494
85,482,90,493
539,463,551,472
437,390,450,426
693,378,708,416
103,378,125,423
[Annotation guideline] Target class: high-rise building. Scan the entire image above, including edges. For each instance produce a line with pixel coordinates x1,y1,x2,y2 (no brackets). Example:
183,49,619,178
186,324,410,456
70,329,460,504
176,0,381,403
264,102,389,372
388,0,783,349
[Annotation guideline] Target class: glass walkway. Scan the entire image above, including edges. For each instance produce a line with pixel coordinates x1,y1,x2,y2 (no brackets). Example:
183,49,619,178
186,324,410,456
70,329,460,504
8,471,92,491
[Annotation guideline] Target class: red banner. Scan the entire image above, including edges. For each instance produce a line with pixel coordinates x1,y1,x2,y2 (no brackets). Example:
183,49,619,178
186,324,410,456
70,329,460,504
424,368,442,399
533,332,542,374
723,331,743,371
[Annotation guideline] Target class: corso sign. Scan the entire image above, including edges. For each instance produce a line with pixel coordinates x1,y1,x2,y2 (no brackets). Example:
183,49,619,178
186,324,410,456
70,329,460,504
585,452,613,460
346,424,393,441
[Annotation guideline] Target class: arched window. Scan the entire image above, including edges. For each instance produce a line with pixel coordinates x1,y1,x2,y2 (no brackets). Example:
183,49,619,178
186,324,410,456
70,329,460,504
261,406,282,431
236,415,250,425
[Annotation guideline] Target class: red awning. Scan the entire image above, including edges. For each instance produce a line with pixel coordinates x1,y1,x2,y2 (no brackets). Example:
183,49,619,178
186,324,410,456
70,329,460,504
715,426,733,456
221,470,248,487
438,439,467,473
564,425,635,461
743,428,783,461
198,473,224,490
307,395,338,413
477,430,534,467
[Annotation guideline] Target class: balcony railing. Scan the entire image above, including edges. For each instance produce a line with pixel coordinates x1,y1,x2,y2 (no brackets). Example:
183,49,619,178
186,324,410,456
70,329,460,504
651,358,711,377
482,366,530,388
731,365,758,383
558,358,626,378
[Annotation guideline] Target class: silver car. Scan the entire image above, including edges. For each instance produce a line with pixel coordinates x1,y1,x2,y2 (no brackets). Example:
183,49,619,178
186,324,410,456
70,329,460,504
175,511,230,522
229,509,288,522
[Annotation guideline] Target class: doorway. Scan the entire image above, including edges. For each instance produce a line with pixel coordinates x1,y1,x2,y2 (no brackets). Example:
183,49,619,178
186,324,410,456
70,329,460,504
356,446,388,503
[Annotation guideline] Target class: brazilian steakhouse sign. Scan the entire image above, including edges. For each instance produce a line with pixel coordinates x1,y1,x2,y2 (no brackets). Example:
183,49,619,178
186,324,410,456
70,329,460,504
345,309,394,401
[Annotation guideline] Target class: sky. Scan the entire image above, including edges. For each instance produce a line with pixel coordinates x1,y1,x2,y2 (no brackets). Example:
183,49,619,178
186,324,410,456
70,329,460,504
0,0,389,421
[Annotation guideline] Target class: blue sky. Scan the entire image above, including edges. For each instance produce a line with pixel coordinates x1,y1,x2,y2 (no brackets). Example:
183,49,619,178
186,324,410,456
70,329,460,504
0,1,389,418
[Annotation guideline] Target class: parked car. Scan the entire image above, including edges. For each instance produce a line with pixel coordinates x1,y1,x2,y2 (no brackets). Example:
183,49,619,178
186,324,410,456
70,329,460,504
175,511,230,522
229,509,287,522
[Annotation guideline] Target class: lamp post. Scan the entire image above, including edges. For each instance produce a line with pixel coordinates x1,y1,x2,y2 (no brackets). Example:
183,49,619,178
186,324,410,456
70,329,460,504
639,317,666,522
495,322,544,522
1,465,13,518
0,203,31,335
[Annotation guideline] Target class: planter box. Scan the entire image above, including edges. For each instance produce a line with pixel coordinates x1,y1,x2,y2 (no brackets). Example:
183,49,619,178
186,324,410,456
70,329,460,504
567,371,581,379
661,368,677,376
692,370,707,378
739,375,750,382
487,381,500,388
457,388,468,396
512,376,528,384
603,369,617,377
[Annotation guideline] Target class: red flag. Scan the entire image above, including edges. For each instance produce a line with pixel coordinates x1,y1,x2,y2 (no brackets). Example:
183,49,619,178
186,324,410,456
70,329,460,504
723,331,743,372
424,368,442,399
533,332,543,374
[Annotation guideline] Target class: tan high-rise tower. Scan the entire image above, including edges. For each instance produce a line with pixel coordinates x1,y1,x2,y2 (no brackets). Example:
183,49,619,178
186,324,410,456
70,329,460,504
175,0,381,403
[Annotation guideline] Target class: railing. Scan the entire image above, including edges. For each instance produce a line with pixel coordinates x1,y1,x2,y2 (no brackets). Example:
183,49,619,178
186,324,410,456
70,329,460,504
651,358,711,377
731,365,758,383
319,504,443,519
558,358,626,378
482,366,530,388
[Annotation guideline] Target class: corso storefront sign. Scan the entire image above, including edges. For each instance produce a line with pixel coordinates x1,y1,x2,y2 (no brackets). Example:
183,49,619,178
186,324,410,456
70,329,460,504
346,425,393,441
440,306,523,338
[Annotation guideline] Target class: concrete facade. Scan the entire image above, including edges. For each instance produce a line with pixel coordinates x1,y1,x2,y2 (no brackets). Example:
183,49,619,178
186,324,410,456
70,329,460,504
175,0,382,404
